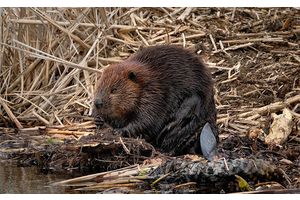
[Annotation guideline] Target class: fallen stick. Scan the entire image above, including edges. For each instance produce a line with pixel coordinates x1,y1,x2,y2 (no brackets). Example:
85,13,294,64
157,33,206,43
52,164,140,186
9,19,99,28
234,30,299,38
222,37,284,45
0,97,23,129
30,8,91,50
217,94,300,124
119,137,130,154
19,126,46,132
213,42,254,53
46,120,95,129
177,7,193,22
32,110,50,125
47,129,93,135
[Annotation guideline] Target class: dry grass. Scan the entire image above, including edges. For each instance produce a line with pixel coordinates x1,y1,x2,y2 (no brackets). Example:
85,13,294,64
0,7,299,137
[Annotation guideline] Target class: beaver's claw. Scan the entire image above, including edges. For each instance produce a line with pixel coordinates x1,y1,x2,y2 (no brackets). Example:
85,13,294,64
94,116,105,128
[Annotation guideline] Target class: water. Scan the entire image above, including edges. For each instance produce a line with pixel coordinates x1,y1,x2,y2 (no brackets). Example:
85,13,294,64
0,161,73,194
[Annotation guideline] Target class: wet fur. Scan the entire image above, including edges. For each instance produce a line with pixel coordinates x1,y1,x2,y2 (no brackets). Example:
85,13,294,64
93,45,218,156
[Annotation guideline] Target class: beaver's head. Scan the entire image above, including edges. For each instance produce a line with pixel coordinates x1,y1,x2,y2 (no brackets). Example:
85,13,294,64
92,61,145,126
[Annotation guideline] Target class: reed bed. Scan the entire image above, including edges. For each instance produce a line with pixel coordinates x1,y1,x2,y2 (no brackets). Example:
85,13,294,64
1,8,299,135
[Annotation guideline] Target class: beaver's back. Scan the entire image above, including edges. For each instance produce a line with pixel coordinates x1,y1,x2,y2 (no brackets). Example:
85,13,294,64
129,45,213,103
128,46,217,154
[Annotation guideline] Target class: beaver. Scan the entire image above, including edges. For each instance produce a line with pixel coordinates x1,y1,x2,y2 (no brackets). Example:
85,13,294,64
92,45,218,159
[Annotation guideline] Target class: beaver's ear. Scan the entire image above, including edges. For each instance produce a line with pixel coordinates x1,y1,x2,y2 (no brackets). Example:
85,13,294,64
128,71,137,82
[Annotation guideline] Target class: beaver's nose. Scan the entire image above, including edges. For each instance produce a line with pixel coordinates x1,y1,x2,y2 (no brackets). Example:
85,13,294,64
94,99,103,109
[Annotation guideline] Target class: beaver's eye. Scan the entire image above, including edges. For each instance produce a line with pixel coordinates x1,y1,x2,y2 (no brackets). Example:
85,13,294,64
111,88,117,94
128,71,137,82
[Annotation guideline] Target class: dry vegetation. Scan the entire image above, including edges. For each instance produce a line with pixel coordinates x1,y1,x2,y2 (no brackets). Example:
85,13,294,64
0,8,300,193
0,8,299,132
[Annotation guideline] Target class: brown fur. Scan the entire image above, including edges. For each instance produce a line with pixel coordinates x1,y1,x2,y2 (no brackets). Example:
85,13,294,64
92,45,218,156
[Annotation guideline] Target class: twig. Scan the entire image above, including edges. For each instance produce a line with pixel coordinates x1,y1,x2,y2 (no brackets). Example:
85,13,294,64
32,110,50,125
222,37,284,45
30,8,91,50
213,42,254,53
218,94,300,123
1,41,101,73
52,164,140,186
119,137,130,154
150,173,170,187
209,34,218,51
0,97,23,129
177,7,193,22
47,129,93,135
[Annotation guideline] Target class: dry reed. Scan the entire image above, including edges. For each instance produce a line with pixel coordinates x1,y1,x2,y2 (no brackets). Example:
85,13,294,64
0,8,299,137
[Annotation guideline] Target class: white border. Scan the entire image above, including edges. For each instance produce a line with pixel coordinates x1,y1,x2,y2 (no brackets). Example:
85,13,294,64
0,0,299,7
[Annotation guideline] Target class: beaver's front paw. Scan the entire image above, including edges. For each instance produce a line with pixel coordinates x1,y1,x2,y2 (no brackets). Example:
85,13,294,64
94,116,105,128
113,128,126,137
